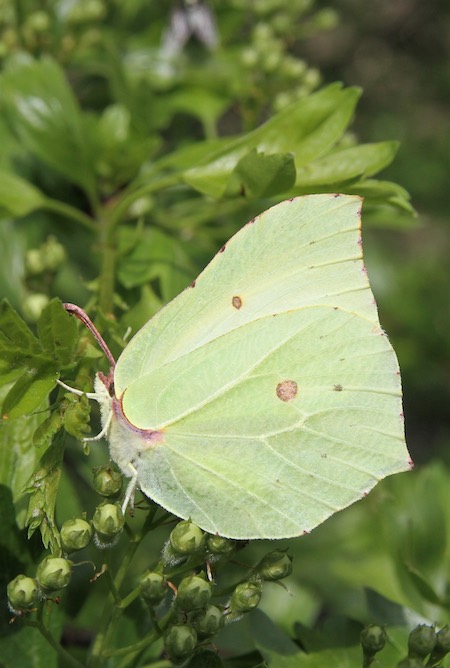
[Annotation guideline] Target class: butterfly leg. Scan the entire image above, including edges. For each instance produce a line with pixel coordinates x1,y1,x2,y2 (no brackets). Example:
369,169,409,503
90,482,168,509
121,464,138,515
57,379,98,400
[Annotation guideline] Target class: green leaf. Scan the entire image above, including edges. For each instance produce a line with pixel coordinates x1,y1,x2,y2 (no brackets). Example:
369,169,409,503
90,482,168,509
294,141,399,187
0,170,47,217
117,227,196,301
224,150,296,198
0,300,41,358
0,54,96,194
1,367,57,420
349,179,414,214
404,564,447,606
37,298,78,367
0,383,49,527
183,84,360,198
0,608,61,668
248,610,306,667
186,649,225,667
24,434,64,552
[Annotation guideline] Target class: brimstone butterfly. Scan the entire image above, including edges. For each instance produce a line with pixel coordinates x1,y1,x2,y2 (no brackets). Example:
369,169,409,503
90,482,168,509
64,194,411,540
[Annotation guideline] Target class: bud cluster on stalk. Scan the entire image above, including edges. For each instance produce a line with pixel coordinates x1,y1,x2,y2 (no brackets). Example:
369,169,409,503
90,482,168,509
7,466,125,615
359,623,450,668
146,520,294,663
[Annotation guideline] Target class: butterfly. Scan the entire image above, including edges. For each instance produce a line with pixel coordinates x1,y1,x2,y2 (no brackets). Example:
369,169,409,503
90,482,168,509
63,194,411,539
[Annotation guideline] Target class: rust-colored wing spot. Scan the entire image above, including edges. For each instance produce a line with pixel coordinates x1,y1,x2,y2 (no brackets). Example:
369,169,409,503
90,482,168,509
232,295,243,309
276,380,298,402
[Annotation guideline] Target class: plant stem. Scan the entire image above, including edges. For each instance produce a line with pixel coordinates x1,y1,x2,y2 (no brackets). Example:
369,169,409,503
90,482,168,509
108,174,180,231
43,198,97,232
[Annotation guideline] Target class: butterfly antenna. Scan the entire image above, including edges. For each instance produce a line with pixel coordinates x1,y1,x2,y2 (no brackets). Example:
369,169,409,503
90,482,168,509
64,303,116,369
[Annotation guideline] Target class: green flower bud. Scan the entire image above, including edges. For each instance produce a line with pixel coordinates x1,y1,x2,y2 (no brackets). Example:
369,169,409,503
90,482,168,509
22,294,50,322
93,466,123,497
170,521,205,556
176,574,212,611
397,660,425,668
361,624,387,658
408,624,436,659
257,550,292,581
7,575,39,612
428,626,450,664
190,604,224,638
42,236,66,271
206,535,235,558
140,571,168,604
61,518,93,553
36,557,72,592
230,581,262,614
63,395,91,440
164,624,197,663
25,249,46,275
92,503,125,541
436,626,450,652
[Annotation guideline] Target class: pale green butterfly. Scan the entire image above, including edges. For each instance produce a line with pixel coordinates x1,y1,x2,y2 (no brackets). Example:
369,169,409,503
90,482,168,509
63,194,411,540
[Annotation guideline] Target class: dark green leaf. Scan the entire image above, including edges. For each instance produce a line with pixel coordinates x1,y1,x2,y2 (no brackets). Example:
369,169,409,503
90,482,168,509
404,564,445,606
0,170,47,217
24,434,64,552
248,610,305,667
0,54,96,194
225,150,296,198
186,649,225,667
0,607,61,668
37,298,78,367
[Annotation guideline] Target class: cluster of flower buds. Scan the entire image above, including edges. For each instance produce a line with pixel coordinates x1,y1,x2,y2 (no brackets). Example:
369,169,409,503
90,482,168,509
360,623,450,667
145,519,293,663
23,236,67,321
7,466,126,615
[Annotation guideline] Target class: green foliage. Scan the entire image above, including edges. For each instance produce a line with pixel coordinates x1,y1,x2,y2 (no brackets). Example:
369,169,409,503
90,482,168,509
0,1,440,667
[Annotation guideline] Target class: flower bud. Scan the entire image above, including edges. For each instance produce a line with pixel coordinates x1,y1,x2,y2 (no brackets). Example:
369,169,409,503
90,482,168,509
428,626,450,664
42,236,66,271
7,575,39,612
36,557,72,592
257,550,292,581
436,626,450,652
230,581,262,614
206,535,235,558
93,466,123,497
176,574,212,611
170,521,205,556
408,624,436,659
61,518,93,553
139,571,168,604
164,624,197,663
190,604,224,638
25,249,45,275
22,294,50,322
361,624,387,658
92,503,125,541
